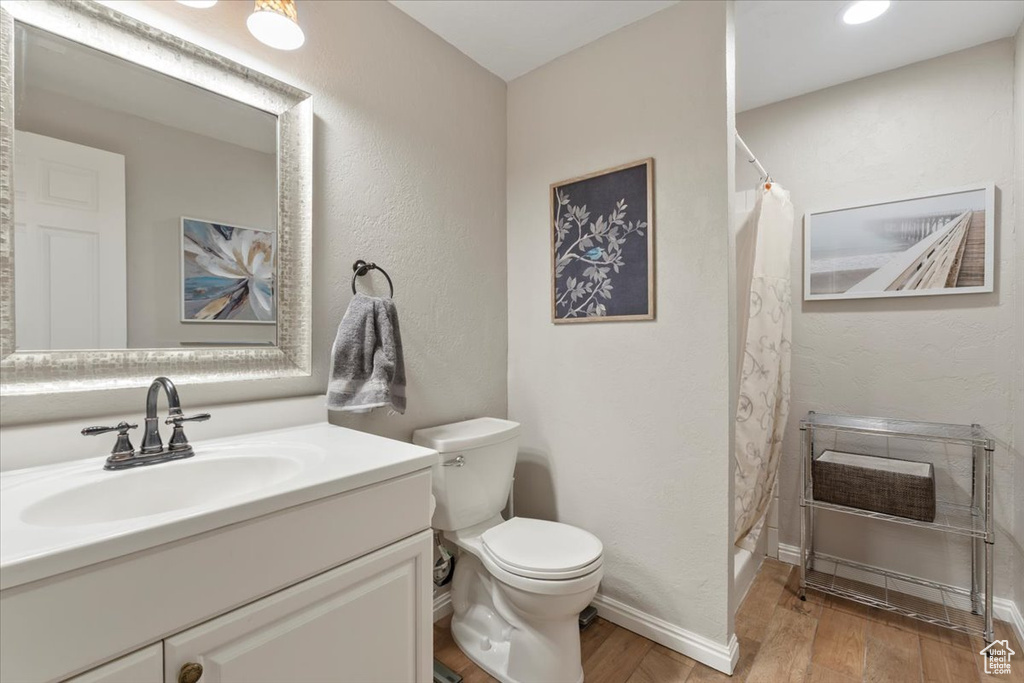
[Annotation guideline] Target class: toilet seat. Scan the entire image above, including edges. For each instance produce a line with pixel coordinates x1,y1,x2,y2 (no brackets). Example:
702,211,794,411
481,517,603,580
478,546,604,597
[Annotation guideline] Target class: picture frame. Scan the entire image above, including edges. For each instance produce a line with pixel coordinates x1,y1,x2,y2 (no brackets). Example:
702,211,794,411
550,158,655,323
180,216,277,324
804,183,995,301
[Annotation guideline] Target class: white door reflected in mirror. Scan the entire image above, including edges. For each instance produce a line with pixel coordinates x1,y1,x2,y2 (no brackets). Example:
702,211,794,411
14,131,126,350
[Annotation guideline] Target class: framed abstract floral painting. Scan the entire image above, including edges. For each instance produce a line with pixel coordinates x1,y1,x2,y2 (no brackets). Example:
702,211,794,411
180,217,277,324
551,158,655,323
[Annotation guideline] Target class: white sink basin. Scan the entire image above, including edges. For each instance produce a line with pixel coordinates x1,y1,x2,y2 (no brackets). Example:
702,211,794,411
0,423,439,592
21,448,303,527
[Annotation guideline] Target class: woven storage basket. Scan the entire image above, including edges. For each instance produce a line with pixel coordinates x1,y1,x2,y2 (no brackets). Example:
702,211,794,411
812,450,936,522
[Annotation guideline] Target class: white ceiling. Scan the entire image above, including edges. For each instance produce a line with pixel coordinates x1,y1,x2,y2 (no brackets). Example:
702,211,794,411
389,0,677,81
391,0,1024,110
736,0,1024,111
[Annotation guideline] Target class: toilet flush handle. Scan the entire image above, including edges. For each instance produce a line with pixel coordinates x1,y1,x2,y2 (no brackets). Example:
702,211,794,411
442,455,465,467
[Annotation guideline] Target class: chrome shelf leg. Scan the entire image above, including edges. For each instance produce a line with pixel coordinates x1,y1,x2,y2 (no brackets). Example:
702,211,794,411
970,439,981,615
798,423,813,600
984,443,994,643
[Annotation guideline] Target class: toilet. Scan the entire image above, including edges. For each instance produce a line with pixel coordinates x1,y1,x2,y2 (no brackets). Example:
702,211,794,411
414,418,603,683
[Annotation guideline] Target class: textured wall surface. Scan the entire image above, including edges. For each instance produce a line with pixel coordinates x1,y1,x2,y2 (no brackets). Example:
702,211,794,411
737,40,1020,603
507,1,735,645
1,1,509,446
1013,23,1024,620
0,394,325,471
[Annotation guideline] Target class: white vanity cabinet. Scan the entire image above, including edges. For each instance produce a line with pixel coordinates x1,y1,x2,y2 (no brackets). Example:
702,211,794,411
2,428,437,683
163,531,432,683
64,531,432,683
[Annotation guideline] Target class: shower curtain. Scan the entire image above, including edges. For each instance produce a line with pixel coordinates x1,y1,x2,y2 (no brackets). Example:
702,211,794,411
734,184,795,551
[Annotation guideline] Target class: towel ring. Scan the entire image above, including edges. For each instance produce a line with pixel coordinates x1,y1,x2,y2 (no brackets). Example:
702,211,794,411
351,260,395,297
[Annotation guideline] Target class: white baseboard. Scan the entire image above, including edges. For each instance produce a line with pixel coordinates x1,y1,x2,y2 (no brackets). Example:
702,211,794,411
994,598,1024,648
591,594,738,675
433,590,452,622
434,588,736,674
767,527,780,559
733,550,765,611
778,542,801,566
775,543,1024,646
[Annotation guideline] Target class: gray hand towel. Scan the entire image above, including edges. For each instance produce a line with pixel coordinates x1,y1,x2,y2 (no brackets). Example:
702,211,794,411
327,293,406,414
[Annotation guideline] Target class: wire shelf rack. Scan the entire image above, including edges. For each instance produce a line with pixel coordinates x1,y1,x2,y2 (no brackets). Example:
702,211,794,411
805,499,984,538
798,411,995,643
805,553,986,637
800,413,994,448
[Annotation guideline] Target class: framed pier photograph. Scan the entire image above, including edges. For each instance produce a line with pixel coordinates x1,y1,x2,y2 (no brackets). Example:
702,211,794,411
804,184,994,301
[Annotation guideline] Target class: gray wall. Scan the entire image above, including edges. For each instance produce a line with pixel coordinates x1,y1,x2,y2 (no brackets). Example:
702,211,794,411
17,86,278,348
0,0,509,445
507,1,736,646
737,40,1021,605
1014,22,1024,622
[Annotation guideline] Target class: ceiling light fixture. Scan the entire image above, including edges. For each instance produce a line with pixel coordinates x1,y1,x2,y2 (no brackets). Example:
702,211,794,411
842,0,891,25
247,0,306,51
176,0,218,8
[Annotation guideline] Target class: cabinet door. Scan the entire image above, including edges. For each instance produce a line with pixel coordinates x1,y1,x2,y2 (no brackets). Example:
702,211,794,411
63,644,161,683
164,530,432,683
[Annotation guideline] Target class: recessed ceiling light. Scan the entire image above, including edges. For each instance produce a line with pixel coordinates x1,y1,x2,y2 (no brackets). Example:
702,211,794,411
843,0,890,25
842,0,891,25
177,0,218,8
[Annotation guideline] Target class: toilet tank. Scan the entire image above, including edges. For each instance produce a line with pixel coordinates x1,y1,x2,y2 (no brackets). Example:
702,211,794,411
413,417,520,531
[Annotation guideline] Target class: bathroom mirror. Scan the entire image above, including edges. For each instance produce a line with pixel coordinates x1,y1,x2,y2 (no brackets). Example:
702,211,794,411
13,22,279,350
0,0,312,395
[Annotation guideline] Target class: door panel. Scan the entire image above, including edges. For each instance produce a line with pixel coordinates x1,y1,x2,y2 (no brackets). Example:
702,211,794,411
63,644,161,683
164,531,433,683
13,130,126,350
37,159,100,210
42,226,101,349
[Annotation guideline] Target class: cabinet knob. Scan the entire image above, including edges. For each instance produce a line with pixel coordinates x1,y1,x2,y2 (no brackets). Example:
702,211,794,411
178,662,203,683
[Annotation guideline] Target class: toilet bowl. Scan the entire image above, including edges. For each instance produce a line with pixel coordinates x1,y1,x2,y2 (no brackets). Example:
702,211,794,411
414,418,604,683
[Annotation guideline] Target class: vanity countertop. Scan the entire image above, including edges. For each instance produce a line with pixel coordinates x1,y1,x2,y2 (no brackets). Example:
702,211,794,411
0,422,437,590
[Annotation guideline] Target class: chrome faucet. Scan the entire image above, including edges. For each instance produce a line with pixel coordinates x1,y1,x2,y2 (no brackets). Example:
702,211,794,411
142,376,185,454
83,376,211,470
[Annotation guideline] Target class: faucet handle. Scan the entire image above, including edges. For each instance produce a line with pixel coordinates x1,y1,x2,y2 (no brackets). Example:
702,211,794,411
165,413,211,426
82,421,138,437
165,413,211,453
82,421,138,462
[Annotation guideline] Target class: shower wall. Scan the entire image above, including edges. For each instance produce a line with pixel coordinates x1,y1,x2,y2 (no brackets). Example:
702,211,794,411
736,40,1020,612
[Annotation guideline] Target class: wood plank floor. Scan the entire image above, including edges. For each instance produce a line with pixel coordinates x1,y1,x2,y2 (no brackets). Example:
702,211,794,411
434,558,1022,682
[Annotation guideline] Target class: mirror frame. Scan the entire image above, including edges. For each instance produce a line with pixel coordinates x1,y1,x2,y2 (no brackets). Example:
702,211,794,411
0,0,312,396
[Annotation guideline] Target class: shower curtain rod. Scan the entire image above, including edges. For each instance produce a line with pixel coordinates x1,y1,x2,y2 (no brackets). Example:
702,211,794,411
735,132,771,182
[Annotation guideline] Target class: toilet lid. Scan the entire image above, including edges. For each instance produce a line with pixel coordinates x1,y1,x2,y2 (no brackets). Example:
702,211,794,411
481,518,603,580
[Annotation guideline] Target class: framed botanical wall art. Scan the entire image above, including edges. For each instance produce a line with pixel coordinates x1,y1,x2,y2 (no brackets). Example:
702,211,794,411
804,184,994,301
551,158,654,323
181,217,277,323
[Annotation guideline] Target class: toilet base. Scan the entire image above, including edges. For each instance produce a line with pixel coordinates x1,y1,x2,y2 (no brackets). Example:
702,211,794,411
447,552,592,683
451,620,584,683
